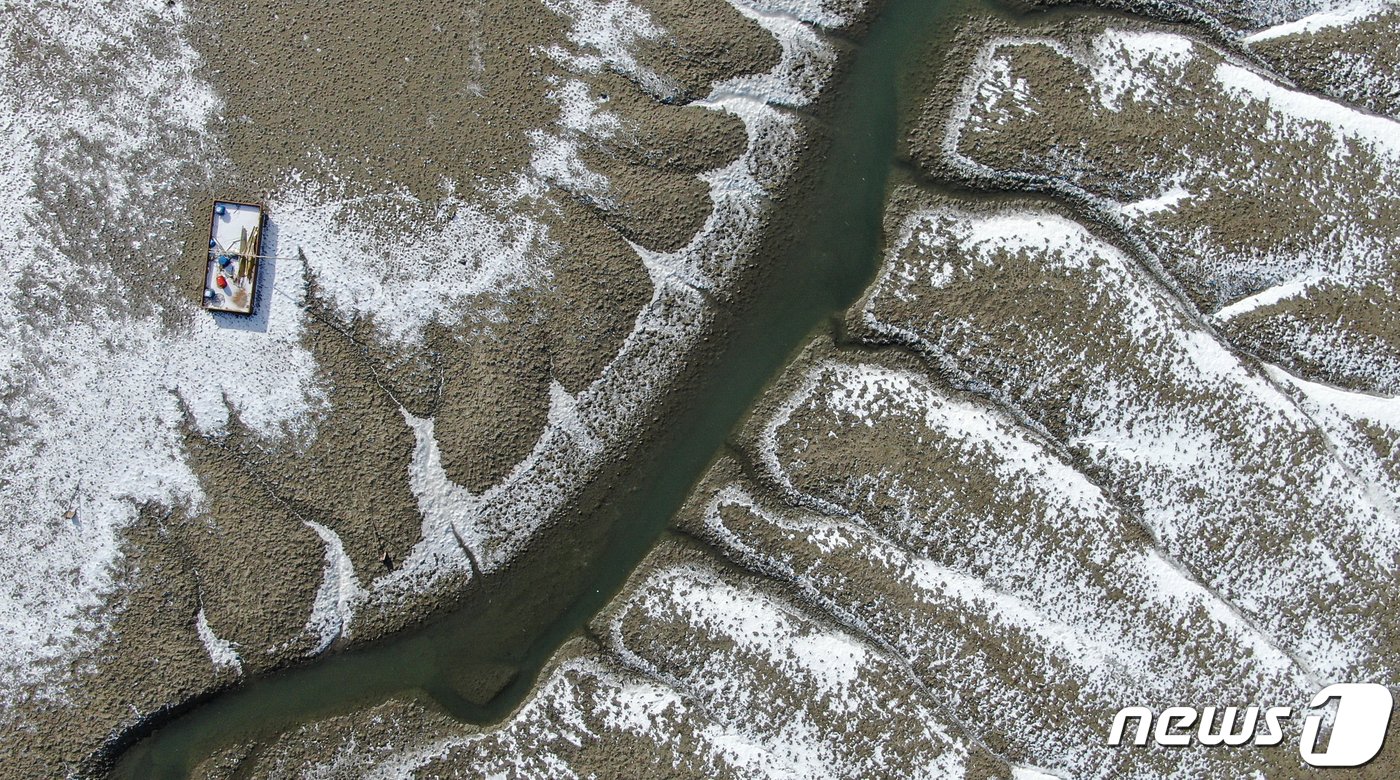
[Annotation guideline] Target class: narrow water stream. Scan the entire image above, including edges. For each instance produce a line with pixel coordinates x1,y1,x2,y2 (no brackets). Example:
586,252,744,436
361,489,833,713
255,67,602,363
110,0,978,775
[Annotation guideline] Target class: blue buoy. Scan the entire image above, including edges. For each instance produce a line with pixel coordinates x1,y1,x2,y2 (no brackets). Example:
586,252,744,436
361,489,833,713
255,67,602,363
208,239,217,248
218,255,233,267
215,204,226,216
203,288,216,299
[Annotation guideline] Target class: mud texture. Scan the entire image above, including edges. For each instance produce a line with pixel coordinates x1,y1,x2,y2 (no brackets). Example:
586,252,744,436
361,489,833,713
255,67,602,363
191,539,1015,779
1223,275,1400,396
187,697,465,779
4,0,785,776
11,0,1400,778
1247,8,1400,120
177,0,774,680
212,7,1400,779
909,12,1400,397
217,307,424,591
3,508,214,776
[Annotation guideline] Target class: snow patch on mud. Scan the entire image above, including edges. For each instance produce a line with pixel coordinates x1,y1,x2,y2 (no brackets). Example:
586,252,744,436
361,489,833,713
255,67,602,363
196,608,243,674
861,203,1399,682
0,0,323,707
1211,58,1400,151
365,654,813,779
272,179,554,346
540,0,675,99
1213,271,1327,321
1244,0,1395,41
604,560,979,779
303,521,366,652
370,0,865,586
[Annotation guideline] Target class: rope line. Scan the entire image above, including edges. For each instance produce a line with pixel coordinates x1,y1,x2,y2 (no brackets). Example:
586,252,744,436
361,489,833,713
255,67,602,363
207,248,341,334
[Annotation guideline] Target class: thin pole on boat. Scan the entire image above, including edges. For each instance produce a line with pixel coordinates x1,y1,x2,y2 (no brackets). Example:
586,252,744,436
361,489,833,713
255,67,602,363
207,247,305,261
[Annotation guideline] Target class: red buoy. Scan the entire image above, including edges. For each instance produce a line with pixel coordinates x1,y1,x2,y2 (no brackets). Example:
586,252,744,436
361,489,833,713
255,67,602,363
216,276,227,288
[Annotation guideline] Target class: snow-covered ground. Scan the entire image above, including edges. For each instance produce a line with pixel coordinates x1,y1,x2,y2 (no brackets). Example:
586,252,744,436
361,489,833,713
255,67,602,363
1243,0,1397,41
1244,0,1400,123
350,0,870,629
0,0,326,708
357,548,992,780
861,203,1399,684
944,25,1400,395
7,0,1397,775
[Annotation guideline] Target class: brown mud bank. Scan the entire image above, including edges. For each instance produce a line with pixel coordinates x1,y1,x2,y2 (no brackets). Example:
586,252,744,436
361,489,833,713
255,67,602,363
1,0,799,777
197,3,1400,777
85,0,920,777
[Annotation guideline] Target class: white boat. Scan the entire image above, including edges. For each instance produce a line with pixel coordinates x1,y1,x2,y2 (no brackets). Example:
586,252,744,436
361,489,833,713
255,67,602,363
202,200,264,315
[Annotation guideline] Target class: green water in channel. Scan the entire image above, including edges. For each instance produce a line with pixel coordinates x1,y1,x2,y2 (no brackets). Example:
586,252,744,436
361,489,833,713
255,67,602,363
111,0,978,775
